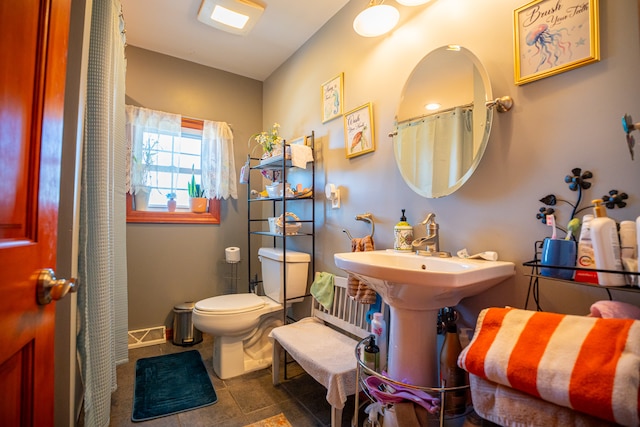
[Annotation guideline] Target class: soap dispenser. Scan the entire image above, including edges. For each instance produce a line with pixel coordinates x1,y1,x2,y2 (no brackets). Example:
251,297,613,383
394,209,413,252
590,199,625,286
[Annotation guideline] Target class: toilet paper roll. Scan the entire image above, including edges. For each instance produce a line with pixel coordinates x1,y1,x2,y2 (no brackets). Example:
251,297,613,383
225,247,240,263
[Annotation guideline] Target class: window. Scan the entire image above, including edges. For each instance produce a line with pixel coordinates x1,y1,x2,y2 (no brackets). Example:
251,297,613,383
126,116,221,224
144,119,203,209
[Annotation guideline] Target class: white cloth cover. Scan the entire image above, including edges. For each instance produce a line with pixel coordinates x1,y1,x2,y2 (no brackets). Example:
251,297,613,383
269,317,359,409
289,143,314,169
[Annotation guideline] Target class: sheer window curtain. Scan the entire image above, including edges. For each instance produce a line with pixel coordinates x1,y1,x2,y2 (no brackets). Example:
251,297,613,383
202,120,238,200
125,105,238,200
77,0,128,426
125,105,181,195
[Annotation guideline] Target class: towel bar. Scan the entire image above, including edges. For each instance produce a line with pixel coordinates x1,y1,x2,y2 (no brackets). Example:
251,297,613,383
343,213,375,241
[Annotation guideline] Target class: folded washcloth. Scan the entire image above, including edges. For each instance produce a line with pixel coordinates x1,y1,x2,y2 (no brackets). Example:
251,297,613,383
589,300,640,320
290,143,313,169
458,307,640,426
310,272,335,310
347,235,377,304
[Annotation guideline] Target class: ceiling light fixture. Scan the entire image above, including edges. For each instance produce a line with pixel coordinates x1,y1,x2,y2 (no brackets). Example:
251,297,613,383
396,0,432,5
197,0,264,36
353,1,400,37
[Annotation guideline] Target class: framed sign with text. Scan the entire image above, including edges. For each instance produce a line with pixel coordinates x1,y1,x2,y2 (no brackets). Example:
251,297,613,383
343,103,374,159
514,0,599,85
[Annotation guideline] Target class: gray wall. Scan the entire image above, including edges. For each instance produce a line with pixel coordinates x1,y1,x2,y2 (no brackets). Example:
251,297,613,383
262,0,640,329
125,46,261,329
126,1,640,332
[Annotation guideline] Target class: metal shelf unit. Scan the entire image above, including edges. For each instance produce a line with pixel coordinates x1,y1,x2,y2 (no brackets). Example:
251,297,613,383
246,131,315,325
523,240,640,311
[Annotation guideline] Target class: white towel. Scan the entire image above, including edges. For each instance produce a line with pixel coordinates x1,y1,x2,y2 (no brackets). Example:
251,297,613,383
458,307,640,426
269,317,359,409
290,144,313,169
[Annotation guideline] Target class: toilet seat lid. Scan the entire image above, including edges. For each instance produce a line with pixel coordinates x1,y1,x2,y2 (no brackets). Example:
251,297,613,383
195,293,266,314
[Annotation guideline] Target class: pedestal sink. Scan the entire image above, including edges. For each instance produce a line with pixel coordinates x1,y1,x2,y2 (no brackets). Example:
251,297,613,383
334,249,515,387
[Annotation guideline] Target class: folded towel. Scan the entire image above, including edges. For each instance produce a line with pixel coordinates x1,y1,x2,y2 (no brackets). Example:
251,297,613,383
310,272,335,310
290,143,313,169
469,374,618,427
589,300,640,320
347,235,377,304
458,307,640,426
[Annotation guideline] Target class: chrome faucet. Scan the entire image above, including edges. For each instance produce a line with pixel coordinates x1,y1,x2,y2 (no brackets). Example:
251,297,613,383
412,213,450,257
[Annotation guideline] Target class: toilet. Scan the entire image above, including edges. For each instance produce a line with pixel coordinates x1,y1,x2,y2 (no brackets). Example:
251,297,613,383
192,247,310,379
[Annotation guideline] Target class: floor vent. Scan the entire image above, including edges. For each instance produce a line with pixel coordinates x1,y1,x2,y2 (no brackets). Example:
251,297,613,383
128,326,166,349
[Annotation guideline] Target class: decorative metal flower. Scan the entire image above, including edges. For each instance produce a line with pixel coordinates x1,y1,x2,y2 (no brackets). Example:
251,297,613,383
602,190,628,209
535,167,627,240
536,207,555,224
539,194,557,206
563,168,592,191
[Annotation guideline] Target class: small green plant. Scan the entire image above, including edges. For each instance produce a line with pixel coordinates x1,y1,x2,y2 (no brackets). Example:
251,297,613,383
133,138,159,186
188,167,205,198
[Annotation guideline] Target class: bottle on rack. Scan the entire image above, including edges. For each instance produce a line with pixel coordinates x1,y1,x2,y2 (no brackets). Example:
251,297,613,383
590,199,625,286
620,220,638,286
574,214,599,284
363,335,379,371
394,209,413,252
439,312,467,416
371,312,387,371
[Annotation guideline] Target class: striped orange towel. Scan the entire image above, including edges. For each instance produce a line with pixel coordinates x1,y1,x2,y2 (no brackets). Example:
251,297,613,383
458,307,640,426
346,235,377,304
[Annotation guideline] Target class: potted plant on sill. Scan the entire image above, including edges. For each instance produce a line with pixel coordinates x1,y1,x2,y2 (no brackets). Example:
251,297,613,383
166,192,177,212
188,170,207,213
132,139,158,211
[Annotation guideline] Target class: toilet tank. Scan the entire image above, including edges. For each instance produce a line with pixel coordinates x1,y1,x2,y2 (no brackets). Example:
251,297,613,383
258,247,310,303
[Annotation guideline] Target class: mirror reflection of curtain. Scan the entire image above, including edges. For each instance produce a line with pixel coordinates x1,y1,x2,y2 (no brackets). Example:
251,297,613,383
396,107,473,196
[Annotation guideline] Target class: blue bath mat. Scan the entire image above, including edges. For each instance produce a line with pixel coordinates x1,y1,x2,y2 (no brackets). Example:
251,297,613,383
132,350,217,422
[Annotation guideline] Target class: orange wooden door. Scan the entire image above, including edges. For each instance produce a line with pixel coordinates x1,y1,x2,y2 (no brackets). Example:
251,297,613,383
0,0,72,425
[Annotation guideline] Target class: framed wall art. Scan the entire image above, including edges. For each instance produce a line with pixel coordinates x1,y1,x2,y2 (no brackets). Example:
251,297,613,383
321,73,343,123
514,0,599,85
343,102,374,159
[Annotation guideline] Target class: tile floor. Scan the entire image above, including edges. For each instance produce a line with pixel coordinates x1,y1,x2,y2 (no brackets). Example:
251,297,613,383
108,333,357,426
107,334,499,427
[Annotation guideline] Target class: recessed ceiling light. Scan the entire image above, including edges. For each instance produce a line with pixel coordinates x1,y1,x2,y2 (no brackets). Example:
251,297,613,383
197,0,264,36
211,5,250,29
425,103,441,110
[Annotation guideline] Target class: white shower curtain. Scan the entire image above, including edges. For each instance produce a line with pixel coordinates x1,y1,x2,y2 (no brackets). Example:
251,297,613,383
396,107,473,196
77,1,128,426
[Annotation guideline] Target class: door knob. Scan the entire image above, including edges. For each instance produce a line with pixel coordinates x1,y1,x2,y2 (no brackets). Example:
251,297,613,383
36,268,78,305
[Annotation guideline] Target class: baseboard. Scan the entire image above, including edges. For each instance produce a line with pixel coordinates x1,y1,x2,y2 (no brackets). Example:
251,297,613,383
128,326,166,349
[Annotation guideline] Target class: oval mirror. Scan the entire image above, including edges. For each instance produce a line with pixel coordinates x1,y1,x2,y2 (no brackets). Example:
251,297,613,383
393,45,493,198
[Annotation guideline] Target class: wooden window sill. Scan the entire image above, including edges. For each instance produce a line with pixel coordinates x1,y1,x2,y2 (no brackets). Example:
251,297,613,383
126,193,220,224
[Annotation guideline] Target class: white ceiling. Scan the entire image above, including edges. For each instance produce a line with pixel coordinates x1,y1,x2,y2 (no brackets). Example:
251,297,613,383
121,0,351,81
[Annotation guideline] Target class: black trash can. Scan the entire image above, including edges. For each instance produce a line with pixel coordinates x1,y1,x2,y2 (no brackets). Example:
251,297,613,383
172,302,202,346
